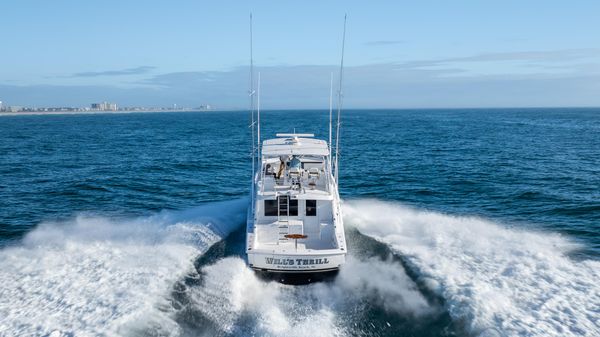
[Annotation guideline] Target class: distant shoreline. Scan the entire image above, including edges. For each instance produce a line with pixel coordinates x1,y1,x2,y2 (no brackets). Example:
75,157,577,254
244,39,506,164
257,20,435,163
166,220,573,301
0,109,218,117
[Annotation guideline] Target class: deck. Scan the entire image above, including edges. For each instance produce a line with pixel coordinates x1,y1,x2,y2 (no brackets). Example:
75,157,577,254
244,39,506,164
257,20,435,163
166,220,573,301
254,219,337,253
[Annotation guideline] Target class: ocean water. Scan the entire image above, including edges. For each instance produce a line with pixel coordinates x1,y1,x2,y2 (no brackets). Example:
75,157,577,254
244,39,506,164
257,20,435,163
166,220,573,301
0,108,598,337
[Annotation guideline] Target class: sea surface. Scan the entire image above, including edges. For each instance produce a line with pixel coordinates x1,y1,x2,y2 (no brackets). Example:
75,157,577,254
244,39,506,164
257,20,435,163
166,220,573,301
0,108,598,337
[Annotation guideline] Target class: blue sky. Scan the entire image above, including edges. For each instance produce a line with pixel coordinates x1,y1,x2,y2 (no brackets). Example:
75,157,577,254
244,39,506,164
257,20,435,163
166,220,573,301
1,1,600,109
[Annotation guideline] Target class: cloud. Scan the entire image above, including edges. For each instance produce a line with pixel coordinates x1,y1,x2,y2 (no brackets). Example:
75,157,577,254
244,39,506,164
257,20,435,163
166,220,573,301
72,66,156,77
414,48,600,67
3,49,600,108
3,61,600,109
141,71,221,86
364,40,405,46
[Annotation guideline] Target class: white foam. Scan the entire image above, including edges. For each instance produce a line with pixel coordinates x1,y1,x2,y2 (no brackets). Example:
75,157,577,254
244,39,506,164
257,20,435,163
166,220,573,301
335,256,432,316
187,257,343,337
185,255,432,337
0,198,247,337
344,199,600,337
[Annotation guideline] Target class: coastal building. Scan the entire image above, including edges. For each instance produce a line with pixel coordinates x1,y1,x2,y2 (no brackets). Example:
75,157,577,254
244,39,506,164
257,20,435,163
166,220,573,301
196,104,212,110
91,102,118,111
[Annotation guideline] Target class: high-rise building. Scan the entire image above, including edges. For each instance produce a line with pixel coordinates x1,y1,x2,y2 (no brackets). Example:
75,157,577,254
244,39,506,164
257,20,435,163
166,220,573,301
91,102,118,111
91,103,104,110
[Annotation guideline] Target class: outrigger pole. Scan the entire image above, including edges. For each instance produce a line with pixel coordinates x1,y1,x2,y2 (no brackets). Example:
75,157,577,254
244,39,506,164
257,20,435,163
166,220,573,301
257,72,261,158
329,72,333,160
249,13,256,206
334,14,347,183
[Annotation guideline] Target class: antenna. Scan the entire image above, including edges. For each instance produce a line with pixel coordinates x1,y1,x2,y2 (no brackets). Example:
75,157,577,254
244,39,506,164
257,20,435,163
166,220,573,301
329,72,333,160
334,14,347,183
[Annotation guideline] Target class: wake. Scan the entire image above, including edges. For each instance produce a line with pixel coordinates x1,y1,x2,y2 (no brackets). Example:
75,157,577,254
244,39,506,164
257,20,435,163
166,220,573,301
2,198,597,337
0,199,247,337
169,255,436,337
344,199,600,337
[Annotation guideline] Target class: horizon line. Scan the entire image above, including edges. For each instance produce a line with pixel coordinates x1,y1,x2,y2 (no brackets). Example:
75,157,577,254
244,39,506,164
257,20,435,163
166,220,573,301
2,105,600,118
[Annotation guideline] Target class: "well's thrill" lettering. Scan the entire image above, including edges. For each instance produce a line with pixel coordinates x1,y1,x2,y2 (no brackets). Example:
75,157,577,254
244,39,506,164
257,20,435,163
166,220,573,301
265,257,330,266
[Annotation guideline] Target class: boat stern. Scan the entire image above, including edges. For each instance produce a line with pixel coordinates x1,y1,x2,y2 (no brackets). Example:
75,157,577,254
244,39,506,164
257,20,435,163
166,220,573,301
247,250,346,273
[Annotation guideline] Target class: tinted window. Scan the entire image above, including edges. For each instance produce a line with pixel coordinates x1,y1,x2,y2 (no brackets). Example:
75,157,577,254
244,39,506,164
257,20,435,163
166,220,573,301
289,199,298,216
264,200,278,216
306,200,317,216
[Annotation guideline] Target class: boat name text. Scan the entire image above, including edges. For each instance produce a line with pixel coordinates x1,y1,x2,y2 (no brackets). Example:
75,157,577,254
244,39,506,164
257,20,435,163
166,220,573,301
265,257,329,266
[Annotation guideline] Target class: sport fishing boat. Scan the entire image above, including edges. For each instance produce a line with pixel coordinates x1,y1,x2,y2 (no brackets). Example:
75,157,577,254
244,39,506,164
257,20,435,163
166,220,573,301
246,133,347,277
245,15,348,281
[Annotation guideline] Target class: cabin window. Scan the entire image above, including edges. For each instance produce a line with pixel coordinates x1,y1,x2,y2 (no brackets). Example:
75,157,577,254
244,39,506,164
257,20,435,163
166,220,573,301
289,199,299,216
264,200,278,216
306,200,317,216
266,197,298,216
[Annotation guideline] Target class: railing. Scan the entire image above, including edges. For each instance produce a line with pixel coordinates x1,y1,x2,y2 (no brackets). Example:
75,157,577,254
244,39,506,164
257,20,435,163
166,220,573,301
260,158,266,194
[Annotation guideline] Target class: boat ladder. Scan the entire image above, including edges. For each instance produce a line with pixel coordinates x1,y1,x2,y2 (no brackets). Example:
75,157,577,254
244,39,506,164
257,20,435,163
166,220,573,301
277,193,289,243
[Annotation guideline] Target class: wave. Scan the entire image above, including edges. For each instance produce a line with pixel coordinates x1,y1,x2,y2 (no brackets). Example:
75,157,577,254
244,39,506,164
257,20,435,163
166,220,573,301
5,197,595,337
0,198,247,337
174,255,434,337
343,199,600,337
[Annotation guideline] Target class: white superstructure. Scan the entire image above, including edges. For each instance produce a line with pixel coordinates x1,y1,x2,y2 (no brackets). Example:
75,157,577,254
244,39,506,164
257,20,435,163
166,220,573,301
246,134,346,273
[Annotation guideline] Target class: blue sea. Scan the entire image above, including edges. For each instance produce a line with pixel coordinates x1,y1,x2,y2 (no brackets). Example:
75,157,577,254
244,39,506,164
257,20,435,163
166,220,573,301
0,109,598,337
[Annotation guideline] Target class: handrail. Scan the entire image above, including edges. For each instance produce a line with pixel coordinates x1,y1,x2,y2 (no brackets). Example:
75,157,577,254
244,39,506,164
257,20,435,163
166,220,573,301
260,158,266,194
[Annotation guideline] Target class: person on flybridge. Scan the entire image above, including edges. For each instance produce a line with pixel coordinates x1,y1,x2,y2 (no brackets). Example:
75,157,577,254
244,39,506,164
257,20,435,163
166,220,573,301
274,155,302,181
289,155,301,169
276,155,286,179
